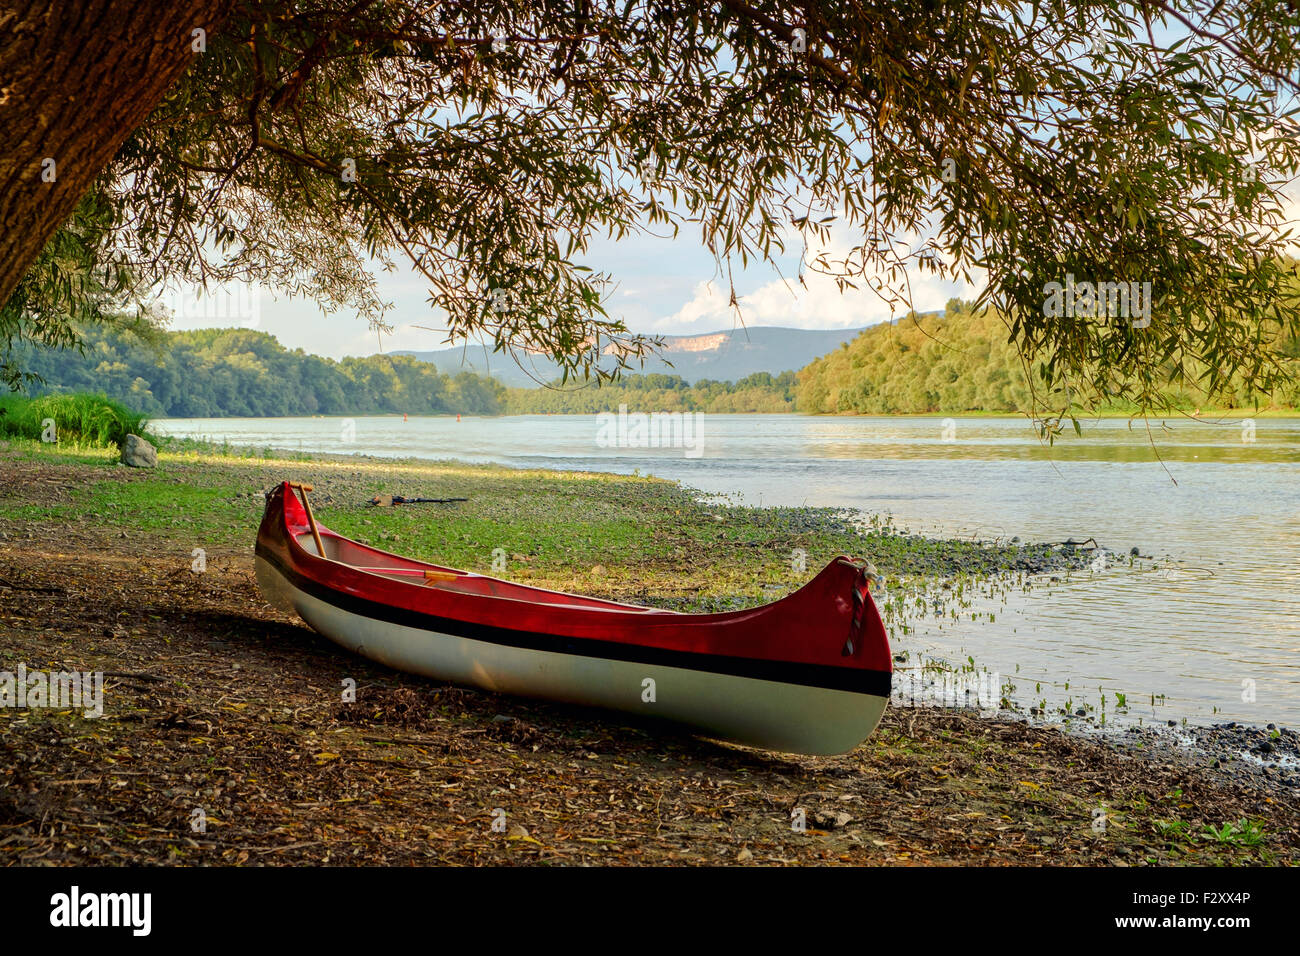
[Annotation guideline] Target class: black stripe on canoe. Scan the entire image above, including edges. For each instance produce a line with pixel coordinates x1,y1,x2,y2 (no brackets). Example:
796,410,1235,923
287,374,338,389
257,544,892,697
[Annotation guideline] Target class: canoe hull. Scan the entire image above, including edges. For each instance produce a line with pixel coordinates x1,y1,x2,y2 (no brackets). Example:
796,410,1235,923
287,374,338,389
257,553,888,755
255,482,891,755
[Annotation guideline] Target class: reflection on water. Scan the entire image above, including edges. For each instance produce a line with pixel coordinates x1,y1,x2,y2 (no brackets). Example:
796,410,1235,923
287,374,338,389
153,413,1300,727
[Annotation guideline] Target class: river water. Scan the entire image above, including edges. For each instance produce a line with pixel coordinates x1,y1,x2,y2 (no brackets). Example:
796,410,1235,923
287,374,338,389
152,413,1300,728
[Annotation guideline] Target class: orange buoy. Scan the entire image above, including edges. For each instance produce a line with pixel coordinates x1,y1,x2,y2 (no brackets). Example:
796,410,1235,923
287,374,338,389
456,413,461,422
403,413,408,422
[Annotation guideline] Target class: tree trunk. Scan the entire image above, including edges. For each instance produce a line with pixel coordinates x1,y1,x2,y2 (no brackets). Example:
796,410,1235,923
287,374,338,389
0,0,231,304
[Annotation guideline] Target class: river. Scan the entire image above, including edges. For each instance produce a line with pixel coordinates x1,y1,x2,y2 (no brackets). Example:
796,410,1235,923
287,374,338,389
151,412,1300,729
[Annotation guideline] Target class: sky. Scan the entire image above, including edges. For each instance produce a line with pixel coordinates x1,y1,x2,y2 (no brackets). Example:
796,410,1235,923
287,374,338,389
160,222,980,361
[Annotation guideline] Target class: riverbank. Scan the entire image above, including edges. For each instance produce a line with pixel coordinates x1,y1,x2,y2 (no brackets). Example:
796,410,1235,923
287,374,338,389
1,439,1297,865
149,405,1298,421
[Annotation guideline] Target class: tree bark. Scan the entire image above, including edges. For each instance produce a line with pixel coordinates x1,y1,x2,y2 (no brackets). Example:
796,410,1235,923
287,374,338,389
0,0,232,304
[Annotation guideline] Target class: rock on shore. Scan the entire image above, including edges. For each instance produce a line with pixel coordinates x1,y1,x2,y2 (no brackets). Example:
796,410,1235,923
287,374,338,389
120,434,158,468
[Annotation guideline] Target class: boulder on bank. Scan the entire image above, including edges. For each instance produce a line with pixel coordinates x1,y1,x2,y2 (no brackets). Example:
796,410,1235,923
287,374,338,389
120,434,157,468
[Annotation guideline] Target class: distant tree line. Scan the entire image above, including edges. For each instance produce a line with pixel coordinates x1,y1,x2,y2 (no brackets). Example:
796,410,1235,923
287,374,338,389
505,371,797,414
18,303,1295,421
13,325,507,417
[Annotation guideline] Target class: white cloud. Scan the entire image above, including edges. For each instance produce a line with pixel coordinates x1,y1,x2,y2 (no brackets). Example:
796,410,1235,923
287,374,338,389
650,225,983,333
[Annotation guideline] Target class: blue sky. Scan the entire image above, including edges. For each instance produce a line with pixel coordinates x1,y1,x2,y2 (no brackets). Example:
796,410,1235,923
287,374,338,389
162,220,977,360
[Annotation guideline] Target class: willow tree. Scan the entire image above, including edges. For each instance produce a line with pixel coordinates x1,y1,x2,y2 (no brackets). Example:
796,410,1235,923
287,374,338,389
3,1,1299,421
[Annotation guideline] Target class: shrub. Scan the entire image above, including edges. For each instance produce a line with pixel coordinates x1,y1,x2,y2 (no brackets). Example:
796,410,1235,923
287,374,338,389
0,393,150,448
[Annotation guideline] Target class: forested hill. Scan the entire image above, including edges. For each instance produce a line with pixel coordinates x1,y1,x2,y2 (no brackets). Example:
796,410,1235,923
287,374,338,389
20,305,1297,420
797,300,1300,415
14,326,506,417
796,302,1031,414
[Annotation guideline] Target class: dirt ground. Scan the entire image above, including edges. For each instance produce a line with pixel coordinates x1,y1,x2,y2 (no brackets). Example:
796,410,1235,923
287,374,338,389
1,453,1297,865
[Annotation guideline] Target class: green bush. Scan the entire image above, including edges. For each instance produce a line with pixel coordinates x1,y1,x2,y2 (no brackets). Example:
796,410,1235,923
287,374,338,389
0,393,150,448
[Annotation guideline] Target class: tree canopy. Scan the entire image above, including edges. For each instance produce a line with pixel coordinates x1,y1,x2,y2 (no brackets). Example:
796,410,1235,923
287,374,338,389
5,1,1300,425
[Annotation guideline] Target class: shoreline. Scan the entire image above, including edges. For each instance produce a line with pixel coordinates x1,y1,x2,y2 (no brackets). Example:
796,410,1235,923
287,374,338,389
1,438,1296,864
147,407,1300,421
9,437,1296,736
11,436,1298,740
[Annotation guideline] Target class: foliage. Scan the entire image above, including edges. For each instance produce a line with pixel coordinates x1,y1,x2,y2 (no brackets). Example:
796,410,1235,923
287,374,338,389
6,1,1300,419
10,325,506,417
506,371,796,413
798,299,1300,415
1201,819,1266,847
0,393,150,448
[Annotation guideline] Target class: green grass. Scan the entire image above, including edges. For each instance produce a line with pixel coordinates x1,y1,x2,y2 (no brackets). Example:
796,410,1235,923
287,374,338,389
0,438,1077,613
0,393,150,448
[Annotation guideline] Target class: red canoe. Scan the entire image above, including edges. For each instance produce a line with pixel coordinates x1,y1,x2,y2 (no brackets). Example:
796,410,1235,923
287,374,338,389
255,481,892,755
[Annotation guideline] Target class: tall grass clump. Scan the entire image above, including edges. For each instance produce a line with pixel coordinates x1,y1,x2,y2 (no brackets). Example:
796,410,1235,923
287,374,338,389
0,393,150,448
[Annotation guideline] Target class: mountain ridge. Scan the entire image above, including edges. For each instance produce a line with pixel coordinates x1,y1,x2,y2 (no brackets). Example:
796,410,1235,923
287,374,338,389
393,325,867,386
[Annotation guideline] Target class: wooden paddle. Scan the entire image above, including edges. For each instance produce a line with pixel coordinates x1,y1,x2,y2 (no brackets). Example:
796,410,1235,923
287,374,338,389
370,494,468,507
288,481,327,559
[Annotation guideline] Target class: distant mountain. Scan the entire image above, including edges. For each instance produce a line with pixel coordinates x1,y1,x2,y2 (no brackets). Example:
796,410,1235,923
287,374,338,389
393,326,868,386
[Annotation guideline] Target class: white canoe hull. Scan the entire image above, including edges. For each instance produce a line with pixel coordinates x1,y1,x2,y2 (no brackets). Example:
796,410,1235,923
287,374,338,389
257,555,888,755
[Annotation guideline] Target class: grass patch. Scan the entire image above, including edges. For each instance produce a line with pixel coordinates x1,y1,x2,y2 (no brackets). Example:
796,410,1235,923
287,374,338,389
0,438,1091,613
0,393,150,448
